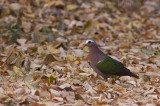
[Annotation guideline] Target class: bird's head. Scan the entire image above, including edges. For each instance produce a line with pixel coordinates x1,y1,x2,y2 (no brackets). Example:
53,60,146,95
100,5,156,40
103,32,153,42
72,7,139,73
83,39,97,48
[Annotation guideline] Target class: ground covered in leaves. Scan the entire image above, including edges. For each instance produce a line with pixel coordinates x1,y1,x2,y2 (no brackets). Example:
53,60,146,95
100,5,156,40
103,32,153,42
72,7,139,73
0,0,160,105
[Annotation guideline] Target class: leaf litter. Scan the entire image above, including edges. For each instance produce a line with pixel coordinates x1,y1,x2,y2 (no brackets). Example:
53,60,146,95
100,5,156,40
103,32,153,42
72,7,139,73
0,0,160,105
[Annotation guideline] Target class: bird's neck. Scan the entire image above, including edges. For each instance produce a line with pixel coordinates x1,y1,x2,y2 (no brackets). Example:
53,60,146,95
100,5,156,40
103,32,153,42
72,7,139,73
89,46,100,53
89,46,104,62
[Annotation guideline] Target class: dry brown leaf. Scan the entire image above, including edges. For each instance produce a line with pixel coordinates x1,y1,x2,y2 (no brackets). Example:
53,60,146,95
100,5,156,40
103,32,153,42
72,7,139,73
39,89,51,99
53,97,63,102
0,0,160,105
22,21,32,33
14,88,25,95
44,1,64,8
74,100,85,106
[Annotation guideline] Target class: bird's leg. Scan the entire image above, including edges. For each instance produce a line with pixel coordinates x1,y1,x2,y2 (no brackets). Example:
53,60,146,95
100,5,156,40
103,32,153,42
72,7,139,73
101,74,110,81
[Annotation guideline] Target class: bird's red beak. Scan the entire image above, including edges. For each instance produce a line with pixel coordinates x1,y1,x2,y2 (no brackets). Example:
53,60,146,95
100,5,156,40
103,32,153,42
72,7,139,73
83,44,86,48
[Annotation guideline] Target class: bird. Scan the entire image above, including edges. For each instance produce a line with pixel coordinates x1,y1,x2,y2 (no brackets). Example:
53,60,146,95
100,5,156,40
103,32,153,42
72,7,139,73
83,39,139,80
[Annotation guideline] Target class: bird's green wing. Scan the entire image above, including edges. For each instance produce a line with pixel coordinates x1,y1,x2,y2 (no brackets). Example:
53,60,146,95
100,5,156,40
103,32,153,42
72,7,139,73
96,55,124,74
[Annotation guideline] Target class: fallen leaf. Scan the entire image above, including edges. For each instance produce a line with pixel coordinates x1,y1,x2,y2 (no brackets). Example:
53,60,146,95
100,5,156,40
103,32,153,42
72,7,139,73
13,66,23,76
22,21,32,33
14,88,25,95
53,97,63,102
67,4,77,11
39,89,51,99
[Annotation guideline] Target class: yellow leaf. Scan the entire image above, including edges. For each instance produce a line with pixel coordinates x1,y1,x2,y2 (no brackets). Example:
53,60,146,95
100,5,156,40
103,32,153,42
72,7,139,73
54,1,64,6
98,83,105,91
48,46,56,52
38,46,45,55
25,81,34,89
0,93,9,99
74,60,79,65
128,31,135,42
24,13,36,19
48,46,60,54
44,1,64,8
121,51,128,56
127,22,132,30
13,66,22,76
67,4,77,11
132,20,141,29
83,46,89,52
39,35,48,43
66,54,76,61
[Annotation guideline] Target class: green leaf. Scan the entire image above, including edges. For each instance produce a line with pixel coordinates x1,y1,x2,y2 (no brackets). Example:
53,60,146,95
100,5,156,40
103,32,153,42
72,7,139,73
47,33,54,42
17,17,22,26
111,75,120,80
33,34,39,43
11,33,17,43
142,75,150,82
55,34,66,39
31,82,40,89
0,20,5,24
12,18,22,32
141,49,160,56
50,76,56,84
32,48,38,53
4,18,22,43
2,30,10,35
42,26,54,42
75,93,84,100
7,21,14,29
83,20,92,32
47,75,56,86
57,21,67,30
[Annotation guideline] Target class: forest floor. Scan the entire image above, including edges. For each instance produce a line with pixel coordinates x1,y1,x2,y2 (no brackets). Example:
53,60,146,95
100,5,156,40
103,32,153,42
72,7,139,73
0,0,160,105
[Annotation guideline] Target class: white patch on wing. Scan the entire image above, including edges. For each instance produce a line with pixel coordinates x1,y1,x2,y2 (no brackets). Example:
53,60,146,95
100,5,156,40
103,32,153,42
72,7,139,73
97,59,105,64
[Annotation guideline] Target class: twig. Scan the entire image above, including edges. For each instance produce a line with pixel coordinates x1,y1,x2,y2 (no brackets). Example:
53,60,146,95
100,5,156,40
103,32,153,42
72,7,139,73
143,40,160,43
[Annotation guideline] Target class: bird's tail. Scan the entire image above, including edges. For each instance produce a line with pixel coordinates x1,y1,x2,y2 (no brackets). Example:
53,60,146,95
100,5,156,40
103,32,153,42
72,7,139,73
125,68,139,78
114,68,139,78
129,72,139,78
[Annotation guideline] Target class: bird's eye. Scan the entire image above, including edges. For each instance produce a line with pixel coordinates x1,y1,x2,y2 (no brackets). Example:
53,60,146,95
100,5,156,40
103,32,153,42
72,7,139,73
88,41,91,43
